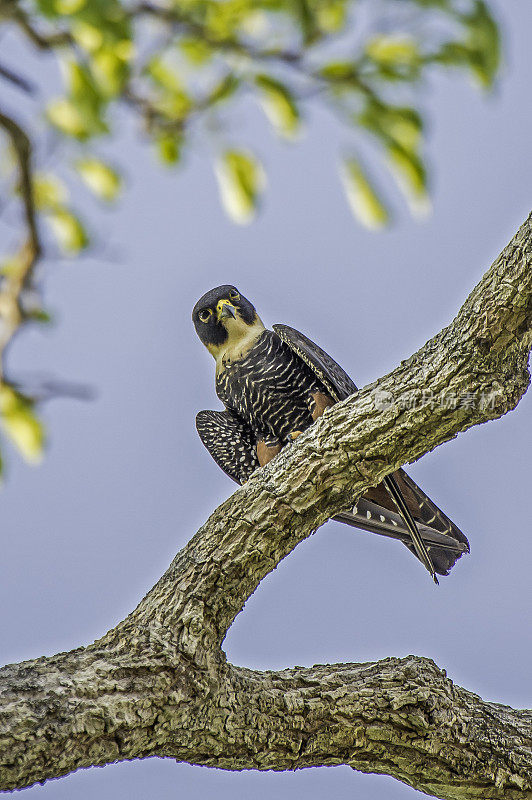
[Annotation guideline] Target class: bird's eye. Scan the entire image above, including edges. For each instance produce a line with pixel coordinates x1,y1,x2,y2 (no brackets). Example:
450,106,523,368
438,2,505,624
199,309,212,323
229,290,240,301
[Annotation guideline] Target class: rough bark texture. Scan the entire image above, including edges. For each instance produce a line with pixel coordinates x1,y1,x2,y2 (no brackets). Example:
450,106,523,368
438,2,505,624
1,214,531,798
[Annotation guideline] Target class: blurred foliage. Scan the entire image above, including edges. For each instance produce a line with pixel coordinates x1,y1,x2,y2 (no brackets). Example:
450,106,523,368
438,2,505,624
0,385,44,467
0,0,501,469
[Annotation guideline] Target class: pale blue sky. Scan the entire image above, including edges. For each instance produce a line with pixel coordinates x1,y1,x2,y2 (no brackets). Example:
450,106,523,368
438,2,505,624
1,2,531,798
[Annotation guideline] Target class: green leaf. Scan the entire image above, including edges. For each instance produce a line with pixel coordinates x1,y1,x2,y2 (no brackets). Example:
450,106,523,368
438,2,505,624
366,35,420,66
72,21,105,52
358,101,423,151
91,49,129,97
207,74,240,106
47,209,89,253
292,0,319,44
33,174,69,210
179,38,212,65
319,61,358,82
28,308,54,324
76,157,122,201
146,57,185,93
316,0,347,33
0,386,44,464
430,2,500,89
55,0,86,13
385,142,430,216
215,150,265,224
49,61,108,139
156,134,183,165
47,99,90,139
255,75,300,139
340,157,390,230
69,61,103,108
463,0,500,87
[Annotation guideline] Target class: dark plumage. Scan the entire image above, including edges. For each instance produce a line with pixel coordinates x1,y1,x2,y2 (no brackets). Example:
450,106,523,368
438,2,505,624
193,285,469,579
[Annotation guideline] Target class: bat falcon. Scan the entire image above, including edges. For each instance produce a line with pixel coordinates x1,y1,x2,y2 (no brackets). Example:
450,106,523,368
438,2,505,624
193,284,469,582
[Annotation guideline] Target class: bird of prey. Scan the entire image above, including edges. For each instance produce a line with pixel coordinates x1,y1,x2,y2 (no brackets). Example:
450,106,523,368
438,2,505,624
193,285,469,582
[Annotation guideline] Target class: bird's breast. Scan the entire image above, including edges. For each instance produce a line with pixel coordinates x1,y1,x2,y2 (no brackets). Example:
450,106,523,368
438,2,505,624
215,331,322,440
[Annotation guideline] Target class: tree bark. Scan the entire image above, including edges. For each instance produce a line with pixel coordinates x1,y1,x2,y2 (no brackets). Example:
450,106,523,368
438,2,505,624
1,214,531,798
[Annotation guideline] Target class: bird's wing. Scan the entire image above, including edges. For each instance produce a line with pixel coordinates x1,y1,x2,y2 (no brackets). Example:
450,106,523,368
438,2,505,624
273,324,357,401
196,410,259,485
274,323,469,579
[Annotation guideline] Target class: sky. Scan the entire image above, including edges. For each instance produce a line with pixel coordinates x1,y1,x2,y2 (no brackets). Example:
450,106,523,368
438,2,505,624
0,2,531,799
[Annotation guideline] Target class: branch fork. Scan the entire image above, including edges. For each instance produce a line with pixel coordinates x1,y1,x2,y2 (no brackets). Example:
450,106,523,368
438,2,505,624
0,214,531,798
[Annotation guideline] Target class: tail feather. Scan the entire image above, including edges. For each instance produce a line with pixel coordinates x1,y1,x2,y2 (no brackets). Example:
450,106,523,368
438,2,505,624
334,491,469,577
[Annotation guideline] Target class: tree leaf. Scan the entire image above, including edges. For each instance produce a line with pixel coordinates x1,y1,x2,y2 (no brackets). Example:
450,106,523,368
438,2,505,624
385,142,430,216
0,386,45,464
358,101,423,151
463,0,500,88
47,99,90,139
33,174,69,210
47,209,89,252
319,61,358,82
340,157,390,229
146,57,185,93
76,157,122,201
316,0,347,33
214,150,265,224
156,134,182,165
366,35,420,66
255,75,300,139
207,74,240,106
179,38,212,65
49,61,108,139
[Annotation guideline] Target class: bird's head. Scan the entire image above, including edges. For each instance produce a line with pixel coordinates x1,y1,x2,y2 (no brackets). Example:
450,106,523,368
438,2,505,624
192,285,265,363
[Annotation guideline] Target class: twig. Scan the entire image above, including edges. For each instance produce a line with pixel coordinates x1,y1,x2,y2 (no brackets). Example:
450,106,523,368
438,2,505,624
0,61,35,94
0,109,42,376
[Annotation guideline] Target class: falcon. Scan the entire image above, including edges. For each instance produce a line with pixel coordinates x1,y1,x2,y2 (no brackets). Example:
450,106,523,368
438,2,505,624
193,285,469,582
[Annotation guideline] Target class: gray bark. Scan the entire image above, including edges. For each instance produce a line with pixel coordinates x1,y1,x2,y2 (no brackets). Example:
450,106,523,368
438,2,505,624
1,214,531,798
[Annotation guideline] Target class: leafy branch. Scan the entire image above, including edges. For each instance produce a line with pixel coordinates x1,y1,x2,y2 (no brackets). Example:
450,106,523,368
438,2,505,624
0,0,501,472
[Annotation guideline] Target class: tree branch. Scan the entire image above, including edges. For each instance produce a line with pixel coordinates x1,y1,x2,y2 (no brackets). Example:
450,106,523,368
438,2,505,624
0,109,42,377
0,214,531,797
0,62,34,94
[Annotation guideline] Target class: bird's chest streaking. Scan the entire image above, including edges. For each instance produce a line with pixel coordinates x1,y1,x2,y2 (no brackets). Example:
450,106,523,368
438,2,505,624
215,331,325,445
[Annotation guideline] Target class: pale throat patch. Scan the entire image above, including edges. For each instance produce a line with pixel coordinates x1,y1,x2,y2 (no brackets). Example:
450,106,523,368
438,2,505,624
208,312,265,372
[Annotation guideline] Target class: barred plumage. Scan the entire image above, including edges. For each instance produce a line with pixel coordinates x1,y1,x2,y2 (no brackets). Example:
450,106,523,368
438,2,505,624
216,330,323,447
193,285,469,580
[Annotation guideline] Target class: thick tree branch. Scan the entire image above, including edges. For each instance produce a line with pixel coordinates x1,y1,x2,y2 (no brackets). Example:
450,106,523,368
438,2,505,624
0,214,531,797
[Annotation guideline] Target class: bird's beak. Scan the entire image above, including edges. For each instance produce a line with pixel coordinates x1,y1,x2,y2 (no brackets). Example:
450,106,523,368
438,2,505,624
218,301,237,321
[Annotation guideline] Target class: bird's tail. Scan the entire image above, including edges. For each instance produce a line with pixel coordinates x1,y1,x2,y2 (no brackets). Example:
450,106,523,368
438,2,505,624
334,470,469,577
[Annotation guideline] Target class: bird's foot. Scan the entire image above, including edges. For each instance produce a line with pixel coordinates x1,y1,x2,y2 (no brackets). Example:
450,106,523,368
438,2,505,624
289,430,304,440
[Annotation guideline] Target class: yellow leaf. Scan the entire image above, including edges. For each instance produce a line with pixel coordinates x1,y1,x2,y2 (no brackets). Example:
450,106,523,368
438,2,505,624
33,174,69,210
72,21,104,52
255,75,300,139
214,150,265,224
54,0,86,13
386,143,431,217
0,387,44,464
366,35,419,65
156,134,182,165
340,158,390,230
76,158,122,201
47,209,89,252
47,99,87,138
